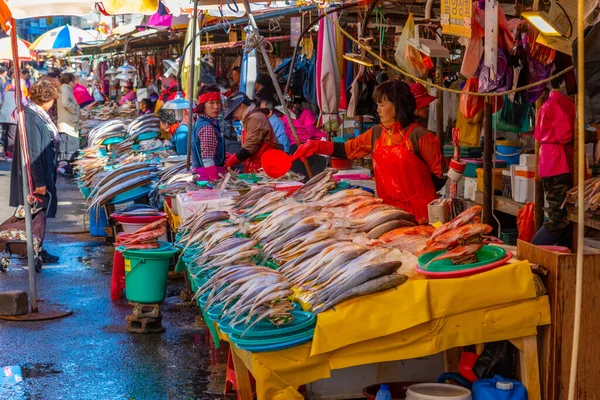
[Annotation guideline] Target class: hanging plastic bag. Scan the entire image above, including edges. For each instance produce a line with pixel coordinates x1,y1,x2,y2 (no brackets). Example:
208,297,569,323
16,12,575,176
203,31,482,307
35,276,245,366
472,341,518,379
395,13,428,78
460,4,484,78
459,78,484,118
517,203,535,243
494,95,531,132
478,48,513,93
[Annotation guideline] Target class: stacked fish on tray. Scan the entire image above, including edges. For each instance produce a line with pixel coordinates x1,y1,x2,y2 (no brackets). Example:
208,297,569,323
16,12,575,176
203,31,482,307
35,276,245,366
86,119,127,147
126,114,161,142
85,162,160,216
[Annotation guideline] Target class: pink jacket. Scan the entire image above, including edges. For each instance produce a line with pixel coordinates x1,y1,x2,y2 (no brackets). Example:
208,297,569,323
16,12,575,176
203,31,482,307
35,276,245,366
281,108,326,145
73,83,93,106
534,91,575,178
119,90,137,105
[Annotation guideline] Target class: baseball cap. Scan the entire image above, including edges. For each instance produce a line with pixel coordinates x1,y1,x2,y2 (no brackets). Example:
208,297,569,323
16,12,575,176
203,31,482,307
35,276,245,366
409,83,436,110
223,91,251,120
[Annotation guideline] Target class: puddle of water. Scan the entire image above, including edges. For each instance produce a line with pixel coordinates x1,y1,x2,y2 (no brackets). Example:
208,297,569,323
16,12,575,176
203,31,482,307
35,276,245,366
1,363,62,384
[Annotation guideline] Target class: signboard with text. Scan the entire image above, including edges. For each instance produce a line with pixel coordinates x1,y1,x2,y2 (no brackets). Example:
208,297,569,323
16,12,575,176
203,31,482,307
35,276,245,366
440,0,472,38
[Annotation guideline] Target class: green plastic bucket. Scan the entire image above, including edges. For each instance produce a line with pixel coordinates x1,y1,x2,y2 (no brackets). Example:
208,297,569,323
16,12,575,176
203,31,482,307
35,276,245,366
122,242,179,304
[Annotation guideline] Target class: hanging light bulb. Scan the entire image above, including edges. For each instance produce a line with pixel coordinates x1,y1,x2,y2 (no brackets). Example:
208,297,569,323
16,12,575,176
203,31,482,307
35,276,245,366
163,91,190,120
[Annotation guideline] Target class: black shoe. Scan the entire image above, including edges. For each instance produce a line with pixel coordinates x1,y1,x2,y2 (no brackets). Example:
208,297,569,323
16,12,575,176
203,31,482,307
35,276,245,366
40,250,59,264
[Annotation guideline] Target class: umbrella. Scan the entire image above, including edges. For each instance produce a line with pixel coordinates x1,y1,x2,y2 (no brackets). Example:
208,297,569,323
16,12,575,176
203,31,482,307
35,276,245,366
0,36,31,60
316,5,341,133
29,25,96,51
181,17,201,102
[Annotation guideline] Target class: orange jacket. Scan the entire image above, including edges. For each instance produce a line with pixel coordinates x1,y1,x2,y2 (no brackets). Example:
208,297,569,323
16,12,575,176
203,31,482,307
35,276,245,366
344,122,446,178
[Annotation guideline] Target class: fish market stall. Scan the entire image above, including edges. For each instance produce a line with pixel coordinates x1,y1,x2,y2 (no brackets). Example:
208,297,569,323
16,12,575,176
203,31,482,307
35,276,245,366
173,172,550,399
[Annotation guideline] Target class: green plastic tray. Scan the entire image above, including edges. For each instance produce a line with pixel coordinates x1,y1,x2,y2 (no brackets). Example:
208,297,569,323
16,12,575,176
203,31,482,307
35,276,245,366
230,327,315,347
238,173,263,183
228,310,315,339
418,245,507,272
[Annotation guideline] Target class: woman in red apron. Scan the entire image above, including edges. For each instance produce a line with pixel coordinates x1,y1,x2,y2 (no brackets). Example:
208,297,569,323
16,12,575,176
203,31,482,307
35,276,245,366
294,81,447,221
222,92,279,173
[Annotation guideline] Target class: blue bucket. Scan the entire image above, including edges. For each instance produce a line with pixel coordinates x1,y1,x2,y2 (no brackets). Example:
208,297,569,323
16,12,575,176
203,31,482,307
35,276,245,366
496,144,521,164
89,206,109,237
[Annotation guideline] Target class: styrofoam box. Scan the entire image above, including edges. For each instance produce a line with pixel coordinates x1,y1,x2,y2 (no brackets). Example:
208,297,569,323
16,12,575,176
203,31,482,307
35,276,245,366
176,190,239,220
464,177,478,201
519,154,536,167
513,176,535,203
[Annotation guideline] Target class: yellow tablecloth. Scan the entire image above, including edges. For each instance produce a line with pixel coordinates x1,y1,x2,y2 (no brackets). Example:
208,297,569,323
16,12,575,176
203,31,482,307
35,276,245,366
222,261,549,399
232,296,551,400
312,260,536,356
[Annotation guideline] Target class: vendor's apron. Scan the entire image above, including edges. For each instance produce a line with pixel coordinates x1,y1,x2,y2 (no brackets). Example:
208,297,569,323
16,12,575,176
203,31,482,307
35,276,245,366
241,116,278,173
372,123,437,221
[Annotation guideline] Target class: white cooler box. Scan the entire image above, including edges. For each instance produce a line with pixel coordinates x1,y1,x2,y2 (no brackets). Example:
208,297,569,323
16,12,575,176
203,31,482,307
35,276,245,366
176,190,239,220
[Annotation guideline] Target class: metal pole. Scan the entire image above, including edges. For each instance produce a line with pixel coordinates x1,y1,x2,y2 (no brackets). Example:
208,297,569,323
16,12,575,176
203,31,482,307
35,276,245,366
482,100,493,225
10,19,38,313
241,0,313,178
186,0,199,171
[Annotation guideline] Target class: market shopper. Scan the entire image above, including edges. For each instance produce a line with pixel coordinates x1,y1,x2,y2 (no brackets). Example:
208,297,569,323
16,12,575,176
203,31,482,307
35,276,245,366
158,108,188,155
191,85,226,180
260,100,290,153
231,66,241,92
119,82,136,105
294,80,447,220
223,91,280,172
9,79,60,263
0,84,16,160
73,77,95,108
139,99,154,115
531,80,600,246
57,73,81,167
254,73,278,106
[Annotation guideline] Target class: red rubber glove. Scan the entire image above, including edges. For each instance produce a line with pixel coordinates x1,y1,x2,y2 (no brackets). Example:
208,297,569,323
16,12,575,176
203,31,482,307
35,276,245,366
204,165,219,181
225,153,241,168
294,140,334,160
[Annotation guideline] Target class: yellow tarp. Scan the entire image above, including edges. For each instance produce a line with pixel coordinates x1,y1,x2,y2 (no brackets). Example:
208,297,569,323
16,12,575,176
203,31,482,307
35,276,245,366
230,295,551,400
312,260,537,356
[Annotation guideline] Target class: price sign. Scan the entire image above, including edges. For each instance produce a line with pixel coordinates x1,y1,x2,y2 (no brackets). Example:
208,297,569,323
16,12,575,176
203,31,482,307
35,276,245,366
440,0,473,38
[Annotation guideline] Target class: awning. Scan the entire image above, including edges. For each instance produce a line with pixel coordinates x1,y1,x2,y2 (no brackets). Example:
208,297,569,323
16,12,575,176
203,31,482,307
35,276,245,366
5,0,96,19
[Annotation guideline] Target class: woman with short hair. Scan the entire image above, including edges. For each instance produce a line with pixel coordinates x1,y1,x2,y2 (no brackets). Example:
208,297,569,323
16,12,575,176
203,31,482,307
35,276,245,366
9,79,61,262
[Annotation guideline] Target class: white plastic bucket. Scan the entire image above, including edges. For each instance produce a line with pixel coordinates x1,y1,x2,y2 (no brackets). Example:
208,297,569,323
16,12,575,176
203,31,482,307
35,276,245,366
406,383,472,400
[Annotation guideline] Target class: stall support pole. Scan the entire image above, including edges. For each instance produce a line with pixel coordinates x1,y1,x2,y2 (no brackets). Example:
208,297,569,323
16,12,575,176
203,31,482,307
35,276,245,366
241,0,313,178
10,19,38,313
186,0,199,171
482,101,493,225
435,58,444,149
567,0,585,396
534,98,544,231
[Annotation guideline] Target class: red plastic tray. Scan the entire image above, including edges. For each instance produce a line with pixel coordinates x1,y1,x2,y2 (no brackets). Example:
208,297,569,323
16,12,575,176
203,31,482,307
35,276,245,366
415,251,513,278
111,213,166,224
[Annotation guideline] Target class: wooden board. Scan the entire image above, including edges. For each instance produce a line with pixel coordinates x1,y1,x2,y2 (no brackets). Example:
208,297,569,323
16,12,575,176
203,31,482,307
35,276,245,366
566,205,600,230
517,240,600,399
475,192,521,216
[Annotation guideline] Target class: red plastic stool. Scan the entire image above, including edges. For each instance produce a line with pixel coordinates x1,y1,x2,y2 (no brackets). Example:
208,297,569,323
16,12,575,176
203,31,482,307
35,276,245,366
225,349,256,397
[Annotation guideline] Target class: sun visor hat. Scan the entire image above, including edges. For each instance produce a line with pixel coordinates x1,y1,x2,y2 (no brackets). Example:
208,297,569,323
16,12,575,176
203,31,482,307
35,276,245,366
223,91,251,120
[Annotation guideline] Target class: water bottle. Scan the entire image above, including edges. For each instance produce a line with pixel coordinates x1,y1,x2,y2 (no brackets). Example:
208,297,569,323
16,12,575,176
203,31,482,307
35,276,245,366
375,383,392,400
471,375,527,400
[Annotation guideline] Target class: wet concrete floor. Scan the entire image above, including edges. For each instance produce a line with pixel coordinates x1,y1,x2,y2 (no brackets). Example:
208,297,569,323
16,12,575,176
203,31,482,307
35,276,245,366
0,161,232,399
